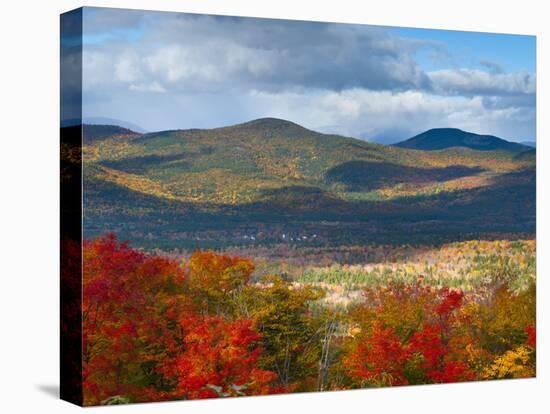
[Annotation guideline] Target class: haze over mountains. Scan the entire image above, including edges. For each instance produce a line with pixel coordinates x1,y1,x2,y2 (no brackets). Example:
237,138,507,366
76,118,535,248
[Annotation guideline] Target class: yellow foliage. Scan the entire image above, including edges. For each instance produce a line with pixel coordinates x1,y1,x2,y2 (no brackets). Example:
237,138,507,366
482,346,535,379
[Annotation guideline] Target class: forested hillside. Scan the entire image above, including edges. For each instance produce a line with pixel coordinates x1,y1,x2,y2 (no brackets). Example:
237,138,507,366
80,119,535,248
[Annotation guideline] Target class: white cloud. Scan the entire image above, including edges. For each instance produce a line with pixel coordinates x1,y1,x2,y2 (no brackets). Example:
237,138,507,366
128,81,166,93
114,53,143,83
428,68,536,97
247,89,535,141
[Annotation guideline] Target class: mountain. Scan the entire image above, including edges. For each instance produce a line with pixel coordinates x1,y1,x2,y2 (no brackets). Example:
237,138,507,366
520,141,536,148
83,124,141,143
82,118,535,248
83,117,147,133
393,128,529,152
87,118,527,204
61,117,147,133
514,148,536,162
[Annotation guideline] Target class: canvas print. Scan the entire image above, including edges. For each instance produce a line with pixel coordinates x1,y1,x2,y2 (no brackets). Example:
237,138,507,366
60,7,536,406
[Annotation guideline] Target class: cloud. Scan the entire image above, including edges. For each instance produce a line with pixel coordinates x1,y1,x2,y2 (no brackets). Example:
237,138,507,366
82,11,434,94
78,8,536,141
479,59,504,74
245,89,535,142
128,81,166,93
428,68,536,97
82,10,536,101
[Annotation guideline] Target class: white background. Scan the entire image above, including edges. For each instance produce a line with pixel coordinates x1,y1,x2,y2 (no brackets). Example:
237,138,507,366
0,0,548,412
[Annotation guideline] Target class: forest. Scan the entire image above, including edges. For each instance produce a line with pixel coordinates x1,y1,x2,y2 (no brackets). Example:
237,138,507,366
82,234,535,405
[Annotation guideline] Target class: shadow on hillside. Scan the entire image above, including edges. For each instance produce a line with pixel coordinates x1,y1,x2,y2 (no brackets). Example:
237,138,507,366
325,160,485,191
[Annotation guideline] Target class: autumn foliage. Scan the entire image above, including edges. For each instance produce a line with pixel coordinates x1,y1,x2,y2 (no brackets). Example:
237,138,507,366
81,234,536,405
173,317,277,399
82,235,282,405
343,283,535,387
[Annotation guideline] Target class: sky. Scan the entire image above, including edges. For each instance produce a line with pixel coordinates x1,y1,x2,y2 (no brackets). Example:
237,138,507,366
74,7,536,143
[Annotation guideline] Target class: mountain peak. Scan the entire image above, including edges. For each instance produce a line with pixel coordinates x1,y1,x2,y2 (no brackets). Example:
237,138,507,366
239,117,306,130
424,127,467,134
214,117,317,139
393,128,528,152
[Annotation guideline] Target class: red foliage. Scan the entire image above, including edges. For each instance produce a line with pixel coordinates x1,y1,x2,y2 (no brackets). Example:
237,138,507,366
344,321,411,386
525,325,536,349
409,324,474,383
409,324,445,372
435,289,464,318
345,285,474,386
429,361,473,383
83,234,186,404
174,316,278,399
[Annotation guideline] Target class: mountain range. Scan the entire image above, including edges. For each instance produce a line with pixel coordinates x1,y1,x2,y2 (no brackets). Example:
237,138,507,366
78,118,535,248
